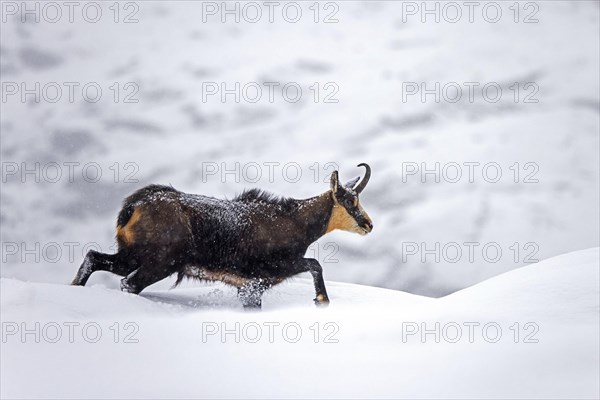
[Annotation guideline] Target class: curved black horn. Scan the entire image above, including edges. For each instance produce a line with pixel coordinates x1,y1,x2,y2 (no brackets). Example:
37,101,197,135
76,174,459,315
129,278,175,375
354,163,371,193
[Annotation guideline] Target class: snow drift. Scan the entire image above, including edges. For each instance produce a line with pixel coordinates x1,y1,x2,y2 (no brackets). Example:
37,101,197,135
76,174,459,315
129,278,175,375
1,248,598,399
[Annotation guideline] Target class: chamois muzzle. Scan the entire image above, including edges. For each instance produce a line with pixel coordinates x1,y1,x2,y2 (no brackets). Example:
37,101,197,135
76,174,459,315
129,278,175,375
353,163,371,194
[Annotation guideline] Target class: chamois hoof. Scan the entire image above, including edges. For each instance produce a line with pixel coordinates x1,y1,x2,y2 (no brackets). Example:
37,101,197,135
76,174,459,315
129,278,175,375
314,294,330,307
120,278,137,294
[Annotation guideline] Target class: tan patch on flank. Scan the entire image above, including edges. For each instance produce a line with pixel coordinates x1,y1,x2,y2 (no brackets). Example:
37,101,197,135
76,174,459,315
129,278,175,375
116,208,142,245
204,271,248,288
326,204,358,233
183,266,248,288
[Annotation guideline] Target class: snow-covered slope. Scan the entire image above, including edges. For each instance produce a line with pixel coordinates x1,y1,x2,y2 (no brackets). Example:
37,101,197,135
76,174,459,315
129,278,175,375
2,248,598,399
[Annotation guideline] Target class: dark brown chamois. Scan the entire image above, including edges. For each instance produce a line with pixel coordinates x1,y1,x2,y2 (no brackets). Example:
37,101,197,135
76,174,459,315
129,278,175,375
71,164,373,309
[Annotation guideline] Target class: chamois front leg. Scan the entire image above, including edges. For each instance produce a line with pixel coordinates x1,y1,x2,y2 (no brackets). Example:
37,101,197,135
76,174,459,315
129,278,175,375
289,258,330,306
307,259,330,307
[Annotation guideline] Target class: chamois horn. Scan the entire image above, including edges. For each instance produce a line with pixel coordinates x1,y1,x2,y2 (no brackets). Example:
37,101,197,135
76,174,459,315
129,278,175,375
354,163,371,194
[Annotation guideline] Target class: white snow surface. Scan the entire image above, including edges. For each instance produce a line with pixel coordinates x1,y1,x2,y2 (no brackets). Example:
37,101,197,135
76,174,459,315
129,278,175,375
1,248,598,399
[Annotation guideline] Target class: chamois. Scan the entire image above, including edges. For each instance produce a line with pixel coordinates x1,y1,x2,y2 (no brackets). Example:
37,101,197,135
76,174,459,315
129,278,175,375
71,164,373,309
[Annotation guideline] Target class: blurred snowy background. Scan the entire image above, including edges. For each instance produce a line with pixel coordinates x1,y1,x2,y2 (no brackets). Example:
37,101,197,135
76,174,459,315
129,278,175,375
1,0,599,296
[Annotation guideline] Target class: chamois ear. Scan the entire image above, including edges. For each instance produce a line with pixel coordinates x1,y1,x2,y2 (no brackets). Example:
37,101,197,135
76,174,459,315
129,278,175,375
330,171,339,194
344,176,360,189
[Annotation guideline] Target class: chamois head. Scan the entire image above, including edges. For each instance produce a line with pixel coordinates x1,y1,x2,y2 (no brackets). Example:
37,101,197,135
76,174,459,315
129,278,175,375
327,163,373,236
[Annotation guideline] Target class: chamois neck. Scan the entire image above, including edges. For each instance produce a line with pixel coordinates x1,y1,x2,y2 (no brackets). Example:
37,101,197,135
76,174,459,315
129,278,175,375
295,191,335,243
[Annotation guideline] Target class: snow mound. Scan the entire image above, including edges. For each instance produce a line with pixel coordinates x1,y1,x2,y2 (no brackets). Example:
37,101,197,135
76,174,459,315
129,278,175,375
1,248,598,399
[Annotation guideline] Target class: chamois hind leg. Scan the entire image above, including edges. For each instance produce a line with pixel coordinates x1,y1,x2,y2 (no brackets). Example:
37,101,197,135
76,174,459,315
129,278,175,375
238,279,269,310
120,262,174,295
288,258,330,306
71,250,133,286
